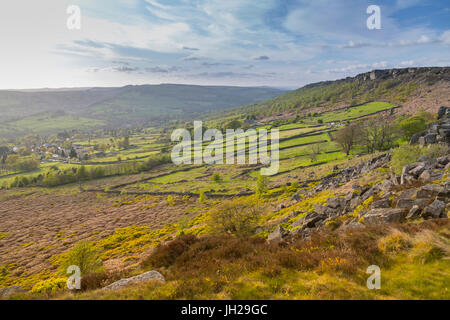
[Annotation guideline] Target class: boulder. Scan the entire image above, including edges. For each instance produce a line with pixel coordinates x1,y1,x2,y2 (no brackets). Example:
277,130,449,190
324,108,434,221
0,286,26,298
267,225,285,242
419,170,433,183
396,198,429,210
437,155,450,166
409,164,426,177
313,204,338,217
417,184,444,198
302,213,325,229
326,198,342,209
363,208,407,225
406,205,422,220
371,199,391,209
422,200,446,219
102,271,165,291
437,106,449,120
410,133,420,144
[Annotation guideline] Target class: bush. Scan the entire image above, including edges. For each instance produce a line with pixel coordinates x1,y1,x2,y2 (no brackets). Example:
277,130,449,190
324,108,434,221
398,116,427,141
31,278,67,295
212,172,222,183
422,144,450,160
391,144,450,174
256,174,268,196
378,229,412,255
207,198,265,237
60,241,103,276
391,144,422,174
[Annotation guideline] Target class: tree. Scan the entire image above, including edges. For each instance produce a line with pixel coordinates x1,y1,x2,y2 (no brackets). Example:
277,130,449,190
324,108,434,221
212,172,222,183
358,117,398,153
207,198,265,237
308,142,323,162
256,174,268,196
69,148,77,159
224,120,242,130
398,116,427,141
333,124,360,156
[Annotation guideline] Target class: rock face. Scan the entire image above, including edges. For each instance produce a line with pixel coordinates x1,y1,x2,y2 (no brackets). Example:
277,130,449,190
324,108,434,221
102,271,165,291
0,286,26,298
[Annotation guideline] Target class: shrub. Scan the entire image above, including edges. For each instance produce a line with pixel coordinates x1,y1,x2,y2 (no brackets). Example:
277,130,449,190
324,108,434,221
378,229,412,255
207,198,265,237
212,172,222,183
391,144,422,174
422,144,450,160
31,278,67,295
398,116,427,141
60,241,103,276
256,174,268,196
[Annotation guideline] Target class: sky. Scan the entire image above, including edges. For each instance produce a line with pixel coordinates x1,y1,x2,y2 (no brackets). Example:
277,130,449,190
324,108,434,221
0,0,448,89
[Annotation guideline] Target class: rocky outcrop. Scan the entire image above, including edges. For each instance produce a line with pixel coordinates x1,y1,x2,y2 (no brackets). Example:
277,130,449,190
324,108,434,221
410,106,450,146
270,152,448,241
102,271,165,291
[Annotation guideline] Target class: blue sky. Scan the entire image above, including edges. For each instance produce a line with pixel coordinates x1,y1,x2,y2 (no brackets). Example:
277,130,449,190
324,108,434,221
0,0,448,89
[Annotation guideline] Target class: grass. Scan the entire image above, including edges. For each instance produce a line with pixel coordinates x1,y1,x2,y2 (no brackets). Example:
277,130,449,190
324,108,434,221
30,219,448,300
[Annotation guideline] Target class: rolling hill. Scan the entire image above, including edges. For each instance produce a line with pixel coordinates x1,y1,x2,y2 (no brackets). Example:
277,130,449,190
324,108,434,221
0,84,285,138
213,67,450,122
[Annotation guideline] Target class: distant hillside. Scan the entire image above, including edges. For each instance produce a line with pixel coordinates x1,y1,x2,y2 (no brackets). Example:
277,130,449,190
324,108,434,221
0,84,285,138
217,67,450,121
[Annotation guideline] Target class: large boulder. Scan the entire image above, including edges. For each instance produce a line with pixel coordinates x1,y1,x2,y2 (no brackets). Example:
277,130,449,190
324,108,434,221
417,184,444,198
396,198,429,210
102,271,165,291
371,199,391,209
363,208,407,225
422,200,446,219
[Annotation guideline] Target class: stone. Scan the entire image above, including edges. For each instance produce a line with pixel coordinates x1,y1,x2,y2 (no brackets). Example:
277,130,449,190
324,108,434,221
102,271,165,291
302,213,324,229
419,170,433,183
313,204,338,217
0,286,26,298
424,133,437,144
327,198,341,209
290,192,301,202
406,205,422,220
371,199,391,209
417,184,444,198
396,198,429,210
267,225,285,242
350,197,362,210
437,106,449,120
422,200,446,219
363,208,407,225
437,156,450,166
409,165,426,177
410,133,420,144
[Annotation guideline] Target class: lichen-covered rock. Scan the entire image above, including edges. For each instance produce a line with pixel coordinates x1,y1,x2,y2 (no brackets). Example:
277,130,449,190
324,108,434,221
102,271,165,291
363,208,407,225
267,225,285,242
